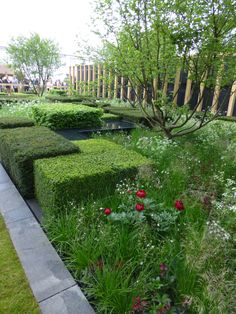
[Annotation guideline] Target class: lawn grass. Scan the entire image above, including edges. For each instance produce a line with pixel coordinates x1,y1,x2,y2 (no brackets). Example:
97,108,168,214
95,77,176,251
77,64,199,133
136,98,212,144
0,214,40,313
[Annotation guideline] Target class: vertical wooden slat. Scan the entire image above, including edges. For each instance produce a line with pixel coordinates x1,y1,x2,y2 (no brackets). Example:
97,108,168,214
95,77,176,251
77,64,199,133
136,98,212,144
127,79,132,101
97,64,101,98
75,65,79,92
88,64,91,95
92,65,96,96
107,71,112,99
79,65,83,94
83,65,87,95
227,81,236,116
114,75,118,98
120,77,124,100
184,69,192,105
102,66,106,98
173,68,181,105
72,66,75,89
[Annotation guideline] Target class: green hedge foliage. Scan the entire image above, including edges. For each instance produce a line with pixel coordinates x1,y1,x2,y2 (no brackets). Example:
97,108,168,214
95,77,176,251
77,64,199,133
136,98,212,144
104,107,154,126
0,117,35,129
32,103,104,129
0,126,79,198
45,95,97,103
102,113,120,121
35,139,151,212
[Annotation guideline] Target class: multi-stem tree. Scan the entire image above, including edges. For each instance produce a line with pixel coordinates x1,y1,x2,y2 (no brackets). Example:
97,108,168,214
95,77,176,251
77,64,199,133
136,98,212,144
91,0,236,138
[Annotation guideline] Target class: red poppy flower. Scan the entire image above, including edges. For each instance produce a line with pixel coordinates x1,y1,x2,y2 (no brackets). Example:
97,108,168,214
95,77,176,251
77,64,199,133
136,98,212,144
104,208,112,215
136,189,147,198
174,200,185,211
135,203,145,211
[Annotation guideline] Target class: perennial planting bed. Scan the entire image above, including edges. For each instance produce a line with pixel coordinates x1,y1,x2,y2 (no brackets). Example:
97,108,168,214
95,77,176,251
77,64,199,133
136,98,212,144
0,98,235,313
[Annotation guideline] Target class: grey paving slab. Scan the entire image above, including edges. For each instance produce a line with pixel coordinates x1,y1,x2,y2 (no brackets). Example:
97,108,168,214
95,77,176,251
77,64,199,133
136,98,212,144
0,184,26,212
39,285,95,314
7,217,76,302
2,203,34,225
0,164,11,184
0,162,95,313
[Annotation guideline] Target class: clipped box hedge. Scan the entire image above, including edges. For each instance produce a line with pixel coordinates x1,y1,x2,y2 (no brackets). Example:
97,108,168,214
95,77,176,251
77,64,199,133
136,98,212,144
32,103,103,129
0,126,79,198
35,139,151,212
45,95,97,103
0,117,35,129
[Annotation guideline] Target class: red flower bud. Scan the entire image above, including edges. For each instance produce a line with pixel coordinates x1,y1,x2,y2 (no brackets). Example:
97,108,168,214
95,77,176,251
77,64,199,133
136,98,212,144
174,200,185,211
136,189,147,198
104,208,112,215
135,203,144,212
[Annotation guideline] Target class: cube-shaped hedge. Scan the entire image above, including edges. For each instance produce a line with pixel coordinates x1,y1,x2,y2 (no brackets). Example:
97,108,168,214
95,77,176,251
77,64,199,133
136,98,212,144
32,103,103,129
0,126,80,198
35,139,151,212
0,116,35,129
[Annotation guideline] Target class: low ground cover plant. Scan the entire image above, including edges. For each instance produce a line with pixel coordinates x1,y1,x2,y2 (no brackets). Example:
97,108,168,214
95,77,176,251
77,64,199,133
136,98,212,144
32,103,103,129
0,126,79,198
43,120,236,313
35,139,151,212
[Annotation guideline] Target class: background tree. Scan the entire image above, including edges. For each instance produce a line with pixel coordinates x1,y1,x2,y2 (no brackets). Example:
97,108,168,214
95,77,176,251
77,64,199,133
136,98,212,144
7,33,61,96
90,0,236,138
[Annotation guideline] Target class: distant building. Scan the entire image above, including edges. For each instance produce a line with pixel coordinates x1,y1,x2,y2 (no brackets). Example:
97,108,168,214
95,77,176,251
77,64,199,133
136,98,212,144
0,64,14,77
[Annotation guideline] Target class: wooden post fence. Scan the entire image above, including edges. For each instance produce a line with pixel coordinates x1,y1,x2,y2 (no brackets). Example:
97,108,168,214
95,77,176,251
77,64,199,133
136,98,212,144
69,63,236,116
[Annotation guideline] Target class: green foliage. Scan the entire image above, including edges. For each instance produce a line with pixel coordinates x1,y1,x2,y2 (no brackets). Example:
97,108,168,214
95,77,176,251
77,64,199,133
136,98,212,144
48,89,67,96
32,103,104,129
101,113,120,120
45,94,97,103
35,139,151,212
90,0,236,138
0,116,35,128
0,215,40,313
0,126,79,198
43,124,236,313
104,106,153,124
0,100,41,119
7,33,61,96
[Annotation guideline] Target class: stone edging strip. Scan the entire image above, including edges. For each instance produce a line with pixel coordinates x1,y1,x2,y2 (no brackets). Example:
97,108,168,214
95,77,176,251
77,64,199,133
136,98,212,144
0,163,95,314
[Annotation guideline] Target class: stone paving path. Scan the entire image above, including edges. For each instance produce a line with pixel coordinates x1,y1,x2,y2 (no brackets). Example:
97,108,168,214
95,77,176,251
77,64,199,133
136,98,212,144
0,163,95,314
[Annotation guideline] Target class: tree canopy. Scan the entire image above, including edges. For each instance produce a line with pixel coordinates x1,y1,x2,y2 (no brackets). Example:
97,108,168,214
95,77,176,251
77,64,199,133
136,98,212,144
90,0,236,138
7,33,61,96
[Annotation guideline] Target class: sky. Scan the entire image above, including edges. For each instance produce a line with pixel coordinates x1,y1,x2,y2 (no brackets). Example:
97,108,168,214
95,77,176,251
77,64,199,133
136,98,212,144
0,0,98,56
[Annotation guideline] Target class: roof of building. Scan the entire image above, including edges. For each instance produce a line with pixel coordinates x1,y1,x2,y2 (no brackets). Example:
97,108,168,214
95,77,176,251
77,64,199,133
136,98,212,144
0,64,14,76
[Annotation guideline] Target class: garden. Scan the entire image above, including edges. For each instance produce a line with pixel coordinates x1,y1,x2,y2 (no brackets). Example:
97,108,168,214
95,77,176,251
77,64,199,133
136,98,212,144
0,92,236,313
1,0,236,313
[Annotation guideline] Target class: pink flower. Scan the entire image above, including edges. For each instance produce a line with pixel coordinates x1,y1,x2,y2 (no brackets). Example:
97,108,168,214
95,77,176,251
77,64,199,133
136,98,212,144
160,263,168,271
104,208,112,215
135,203,145,212
136,189,147,198
174,200,185,211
